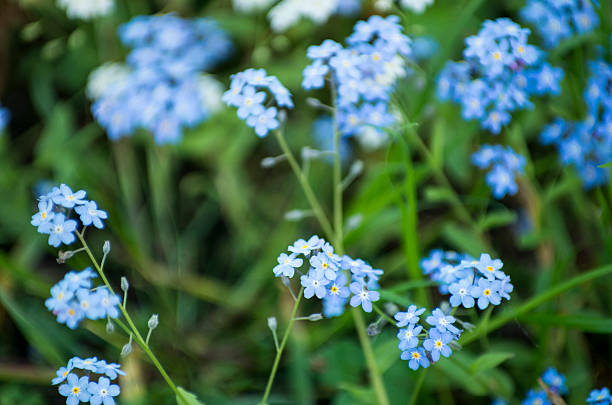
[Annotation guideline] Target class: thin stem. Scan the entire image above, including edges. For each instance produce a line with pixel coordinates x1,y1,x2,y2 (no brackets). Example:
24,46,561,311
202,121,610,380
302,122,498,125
352,308,390,405
146,328,153,346
273,130,334,241
76,232,188,404
408,368,428,405
460,263,612,346
372,303,395,324
260,287,304,405
330,83,343,249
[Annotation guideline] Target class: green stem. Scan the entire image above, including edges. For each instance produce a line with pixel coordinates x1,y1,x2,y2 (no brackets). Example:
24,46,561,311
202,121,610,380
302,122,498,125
331,83,343,249
352,308,390,405
260,288,304,405
460,263,612,346
273,130,335,241
372,303,395,324
408,368,428,405
76,232,188,404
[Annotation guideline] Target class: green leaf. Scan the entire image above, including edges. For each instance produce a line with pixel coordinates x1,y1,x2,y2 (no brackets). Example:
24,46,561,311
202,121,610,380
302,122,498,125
470,352,514,375
519,313,612,333
176,387,204,405
478,210,517,230
598,162,612,168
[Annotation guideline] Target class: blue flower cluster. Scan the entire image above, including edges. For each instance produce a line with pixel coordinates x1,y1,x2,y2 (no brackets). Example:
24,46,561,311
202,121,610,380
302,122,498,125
273,235,382,315
302,15,411,141
91,14,232,144
395,306,461,370
520,0,599,48
540,59,612,189
53,356,123,405
45,268,120,329
31,184,108,248
588,388,612,405
437,18,563,133
0,103,9,132
421,250,513,310
522,367,567,405
223,68,294,137
472,144,526,198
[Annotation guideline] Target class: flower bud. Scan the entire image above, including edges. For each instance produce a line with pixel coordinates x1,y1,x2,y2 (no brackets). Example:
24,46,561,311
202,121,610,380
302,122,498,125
261,157,278,168
384,302,399,316
267,317,277,331
307,313,323,321
57,250,75,264
103,241,111,255
120,342,132,357
367,323,381,336
120,277,129,293
148,314,159,330
106,320,115,334
281,276,292,288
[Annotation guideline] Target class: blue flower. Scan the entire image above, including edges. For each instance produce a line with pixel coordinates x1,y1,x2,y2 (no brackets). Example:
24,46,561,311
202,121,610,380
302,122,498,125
95,361,126,380
349,282,380,312
327,273,350,299
587,388,611,404
53,184,87,209
423,329,453,361
75,201,108,229
52,365,74,385
0,104,10,132
45,284,74,312
541,367,567,395
301,269,330,299
401,347,430,370
394,305,426,327
302,60,329,89
310,253,337,281
273,253,303,278
448,279,476,308
246,106,280,137
288,235,323,255
426,308,460,335
58,374,91,405
73,357,103,372
45,213,78,248
62,269,96,291
31,200,55,231
94,289,121,319
323,294,349,318
236,85,265,119
397,324,422,350
472,278,502,310
88,376,120,405
522,389,551,405
472,145,525,199
475,253,504,279
520,0,599,48
76,289,105,320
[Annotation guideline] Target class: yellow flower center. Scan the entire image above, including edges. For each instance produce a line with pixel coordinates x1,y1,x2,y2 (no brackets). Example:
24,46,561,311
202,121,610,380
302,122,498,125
42,211,47,219
72,387,80,394
68,309,75,316
322,263,328,269
436,341,442,348
486,266,494,272
331,286,339,293
484,289,491,296
517,46,524,54
372,53,381,62
412,352,420,359
493,51,501,60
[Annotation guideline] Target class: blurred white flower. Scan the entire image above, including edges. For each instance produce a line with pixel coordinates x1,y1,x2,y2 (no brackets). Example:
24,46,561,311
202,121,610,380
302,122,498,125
197,75,225,114
400,0,434,14
374,0,393,12
268,0,339,32
86,63,130,100
57,0,114,19
233,0,277,13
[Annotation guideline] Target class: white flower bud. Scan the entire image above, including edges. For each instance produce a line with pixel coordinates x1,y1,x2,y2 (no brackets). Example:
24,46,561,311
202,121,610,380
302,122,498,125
106,320,115,334
148,314,159,330
307,313,323,321
103,241,111,255
120,277,129,293
120,342,132,357
267,317,277,331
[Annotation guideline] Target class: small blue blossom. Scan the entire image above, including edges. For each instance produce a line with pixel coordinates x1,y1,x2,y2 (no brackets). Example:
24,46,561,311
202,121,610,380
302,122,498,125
302,60,329,89
246,107,280,137
541,367,567,395
45,214,78,248
75,201,108,229
53,184,87,209
59,374,91,405
301,269,330,299
327,273,350,299
45,284,74,312
448,278,477,308
401,347,430,370
472,145,525,199
323,294,349,318
394,305,426,327
94,289,121,319
475,253,504,279
397,324,422,350
73,357,101,372
587,388,611,404
472,278,502,310
31,200,55,231
57,303,85,329
349,282,380,312
423,329,453,361
288,235,323,255
310,253,338,281
0,104,10,132
426,308,460,335
273,253,303,278
52,364,74,385
76,289,104,320
95,361,126,380
522,389,551,405
520,0,599,48
88,376,121,405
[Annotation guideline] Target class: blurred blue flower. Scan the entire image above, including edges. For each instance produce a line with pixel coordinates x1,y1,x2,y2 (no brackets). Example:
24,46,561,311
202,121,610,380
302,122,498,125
587,387,611,404
0,104,10,132
426,308,460,335
541,367,568,395
472,144,525,198
394,304,426,327
401,347,430,370
437,18,563,133
520,0,599,48
522,389,551,405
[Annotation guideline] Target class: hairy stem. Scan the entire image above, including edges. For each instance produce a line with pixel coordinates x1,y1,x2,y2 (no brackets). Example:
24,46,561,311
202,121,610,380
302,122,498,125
260,288,304,405
77,232,187,404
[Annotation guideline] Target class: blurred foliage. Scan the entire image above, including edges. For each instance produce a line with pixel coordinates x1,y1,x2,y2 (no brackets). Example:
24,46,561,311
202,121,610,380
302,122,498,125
0,0,611,404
